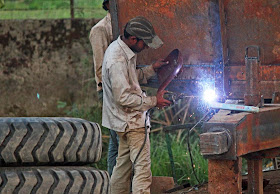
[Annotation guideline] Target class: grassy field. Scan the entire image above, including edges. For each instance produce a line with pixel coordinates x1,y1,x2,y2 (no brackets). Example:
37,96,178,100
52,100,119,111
0,0,106,19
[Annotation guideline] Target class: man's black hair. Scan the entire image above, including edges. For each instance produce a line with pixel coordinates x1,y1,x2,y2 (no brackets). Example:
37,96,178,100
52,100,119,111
124,24,141,41
103,1,109,11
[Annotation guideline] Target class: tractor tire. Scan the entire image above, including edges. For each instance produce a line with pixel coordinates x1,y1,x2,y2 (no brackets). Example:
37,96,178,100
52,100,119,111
0,117,102,165
0,166,109,194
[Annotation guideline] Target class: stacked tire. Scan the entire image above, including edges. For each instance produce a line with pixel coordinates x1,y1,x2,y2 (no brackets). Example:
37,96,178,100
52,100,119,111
0,117,109,193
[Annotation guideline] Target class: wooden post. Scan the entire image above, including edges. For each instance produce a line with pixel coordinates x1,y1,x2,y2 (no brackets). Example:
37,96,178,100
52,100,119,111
208,158,242,193
109,0,120,40
70,0,74,19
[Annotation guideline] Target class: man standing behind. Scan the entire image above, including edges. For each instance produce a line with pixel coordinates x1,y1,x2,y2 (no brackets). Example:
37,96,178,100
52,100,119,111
89,0,118,177
102,16,171,193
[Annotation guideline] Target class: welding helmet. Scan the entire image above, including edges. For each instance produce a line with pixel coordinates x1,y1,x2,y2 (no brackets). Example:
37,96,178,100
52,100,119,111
103,0,109,11
125,16,163,49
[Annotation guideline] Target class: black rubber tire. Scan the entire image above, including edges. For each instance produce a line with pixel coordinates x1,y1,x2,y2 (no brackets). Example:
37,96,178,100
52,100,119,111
0,117,102,165
0,166,109,194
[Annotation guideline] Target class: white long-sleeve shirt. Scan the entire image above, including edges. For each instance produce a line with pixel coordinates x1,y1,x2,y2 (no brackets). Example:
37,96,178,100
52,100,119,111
102,36,157,132
89,13,113,92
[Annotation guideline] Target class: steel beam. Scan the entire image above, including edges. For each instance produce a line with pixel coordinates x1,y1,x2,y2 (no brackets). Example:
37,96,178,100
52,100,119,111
201,107,280,159
247,159,263,194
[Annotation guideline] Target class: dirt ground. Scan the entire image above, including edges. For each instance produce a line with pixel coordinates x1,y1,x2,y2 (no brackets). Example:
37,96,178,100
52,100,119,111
168,170,280,194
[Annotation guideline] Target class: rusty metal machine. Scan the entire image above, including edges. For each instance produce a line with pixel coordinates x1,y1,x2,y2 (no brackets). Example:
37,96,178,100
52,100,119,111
110,0,280,193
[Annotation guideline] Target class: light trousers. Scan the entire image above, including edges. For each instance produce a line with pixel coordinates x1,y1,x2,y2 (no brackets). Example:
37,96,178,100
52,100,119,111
110,127,152,194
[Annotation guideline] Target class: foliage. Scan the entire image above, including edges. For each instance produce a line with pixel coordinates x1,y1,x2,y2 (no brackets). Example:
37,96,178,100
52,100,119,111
151,132,208,186
0,0,4,9
148,96,210,186
0,0,106,19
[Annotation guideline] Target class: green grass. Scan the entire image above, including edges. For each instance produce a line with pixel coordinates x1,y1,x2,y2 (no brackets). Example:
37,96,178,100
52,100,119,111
0,0,106,19
151,132,208,186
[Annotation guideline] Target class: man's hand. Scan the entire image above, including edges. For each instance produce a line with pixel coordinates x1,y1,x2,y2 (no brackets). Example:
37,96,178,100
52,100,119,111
152,58,169,71
156,90,172,108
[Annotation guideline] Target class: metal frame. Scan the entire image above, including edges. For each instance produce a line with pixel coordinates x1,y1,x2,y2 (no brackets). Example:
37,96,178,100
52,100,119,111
110,1,280,193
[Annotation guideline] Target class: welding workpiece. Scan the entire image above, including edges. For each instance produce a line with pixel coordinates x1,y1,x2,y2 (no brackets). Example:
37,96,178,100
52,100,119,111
157,49,183,97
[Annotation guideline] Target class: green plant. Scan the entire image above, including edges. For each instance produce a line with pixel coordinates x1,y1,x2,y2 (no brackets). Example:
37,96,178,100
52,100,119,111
150,132,208,186
0,0,106,19
149,96,209,186
0,0,4,8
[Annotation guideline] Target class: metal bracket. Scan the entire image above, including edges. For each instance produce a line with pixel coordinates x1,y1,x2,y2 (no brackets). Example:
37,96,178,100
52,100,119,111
245,45,260,61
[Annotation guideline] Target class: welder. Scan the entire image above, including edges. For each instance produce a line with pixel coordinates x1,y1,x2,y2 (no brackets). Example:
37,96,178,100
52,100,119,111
102,16,172,193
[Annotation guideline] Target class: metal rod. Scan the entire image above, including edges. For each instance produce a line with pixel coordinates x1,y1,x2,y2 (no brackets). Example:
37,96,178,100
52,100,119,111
210,102,259,113
263,103,280,107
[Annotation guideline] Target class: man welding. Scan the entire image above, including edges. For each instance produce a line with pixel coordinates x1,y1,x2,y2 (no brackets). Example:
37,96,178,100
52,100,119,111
102,16,171,193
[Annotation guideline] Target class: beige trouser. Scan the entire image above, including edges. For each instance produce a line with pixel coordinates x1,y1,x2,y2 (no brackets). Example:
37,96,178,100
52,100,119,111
110,127,152,194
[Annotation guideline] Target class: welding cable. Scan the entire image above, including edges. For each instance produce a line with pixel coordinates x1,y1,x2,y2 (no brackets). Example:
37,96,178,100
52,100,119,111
186,109,212,187
187,129,200,184
131,108,152,185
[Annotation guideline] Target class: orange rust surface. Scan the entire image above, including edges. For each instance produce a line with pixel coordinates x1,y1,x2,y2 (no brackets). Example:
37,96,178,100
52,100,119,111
236,107,280,157
117,0,213,66
116,0,280,99
208,159,242,193
244,0,278,24
226,66,280,81
225,65,280,98
224,0,280,65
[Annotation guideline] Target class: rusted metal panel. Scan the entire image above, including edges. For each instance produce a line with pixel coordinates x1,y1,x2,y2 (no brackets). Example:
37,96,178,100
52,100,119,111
113,0,222,96
202,110,249,160
227,81,280,99
208,158,242,194
224,0,280,65
236,107,280,157
116,0,216,65
225,65,280,99
223,0,280,99
141,64,215,94
202,107,280,159
112,0,280,99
